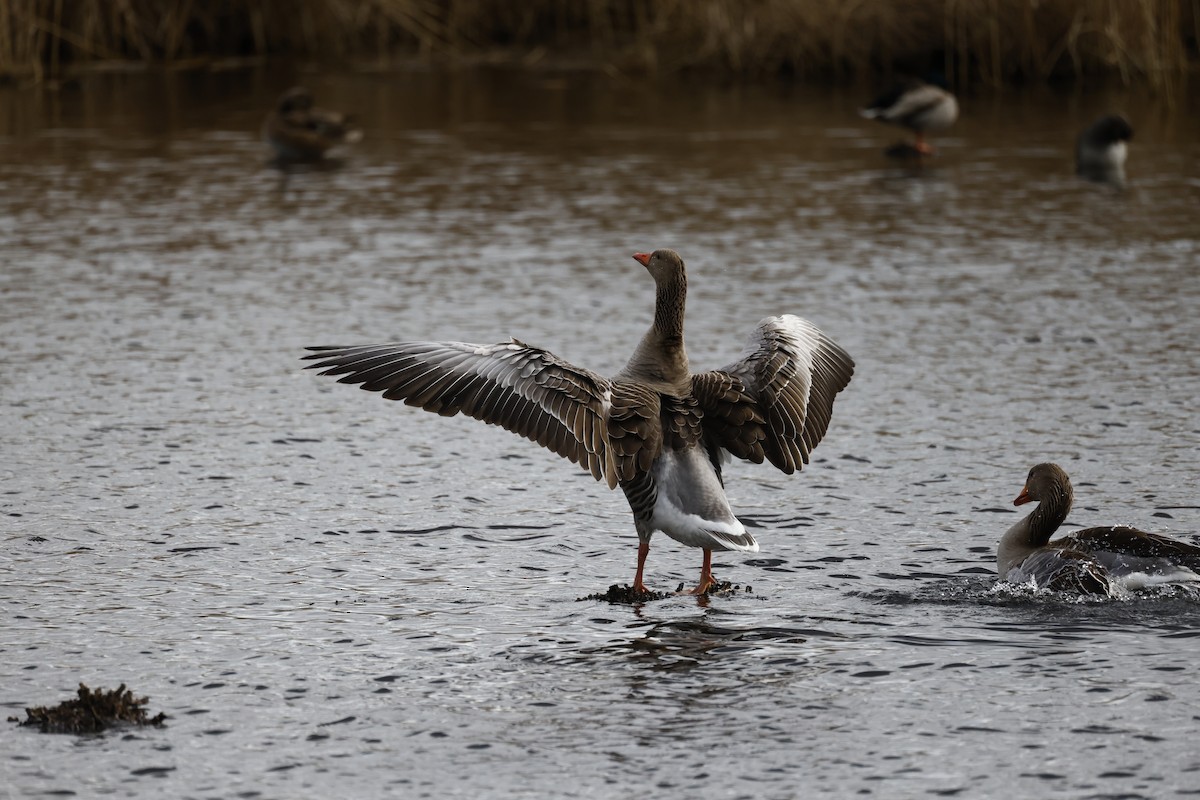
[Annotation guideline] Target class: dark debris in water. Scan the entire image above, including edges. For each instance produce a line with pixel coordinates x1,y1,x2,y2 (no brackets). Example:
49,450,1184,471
579,581,754,604
579,584,672,603
8,683,167,734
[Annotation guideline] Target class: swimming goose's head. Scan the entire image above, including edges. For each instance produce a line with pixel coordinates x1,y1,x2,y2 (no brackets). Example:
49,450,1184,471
1013,462,1074,510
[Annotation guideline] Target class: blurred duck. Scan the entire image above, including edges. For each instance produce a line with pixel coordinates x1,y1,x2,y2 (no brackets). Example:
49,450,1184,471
263,87,362,162
860,77,958,157
998,463,1200,595
1075,114,1133,184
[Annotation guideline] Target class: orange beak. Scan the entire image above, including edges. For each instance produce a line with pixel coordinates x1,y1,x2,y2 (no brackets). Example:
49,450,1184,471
1013,486,1032,506
632,252,651,266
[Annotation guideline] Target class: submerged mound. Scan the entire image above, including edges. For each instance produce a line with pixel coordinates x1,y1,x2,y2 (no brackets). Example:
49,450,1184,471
9,683,167,734
580,581,753,604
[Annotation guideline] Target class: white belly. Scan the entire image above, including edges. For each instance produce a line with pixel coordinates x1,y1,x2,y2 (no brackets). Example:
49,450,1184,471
649,449,757,552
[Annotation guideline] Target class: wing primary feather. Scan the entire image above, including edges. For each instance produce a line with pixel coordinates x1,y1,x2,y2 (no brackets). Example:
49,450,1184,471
304,341,618,485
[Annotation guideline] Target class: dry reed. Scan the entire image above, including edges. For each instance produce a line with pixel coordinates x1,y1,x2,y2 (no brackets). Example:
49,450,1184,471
1,0,1194,89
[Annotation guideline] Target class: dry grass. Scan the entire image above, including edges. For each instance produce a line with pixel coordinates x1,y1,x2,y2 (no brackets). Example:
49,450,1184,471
1,0,1195,89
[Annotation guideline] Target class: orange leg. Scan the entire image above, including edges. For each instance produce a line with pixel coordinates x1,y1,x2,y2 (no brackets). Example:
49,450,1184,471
687,548,718,595
633,540,650,594
914,132,935,157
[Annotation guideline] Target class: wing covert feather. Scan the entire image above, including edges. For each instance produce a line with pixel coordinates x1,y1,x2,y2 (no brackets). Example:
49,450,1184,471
692,315,854,474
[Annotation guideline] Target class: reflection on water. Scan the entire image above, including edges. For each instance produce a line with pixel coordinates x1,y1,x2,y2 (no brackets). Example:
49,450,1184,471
570,617,842,673
2,66,1199,798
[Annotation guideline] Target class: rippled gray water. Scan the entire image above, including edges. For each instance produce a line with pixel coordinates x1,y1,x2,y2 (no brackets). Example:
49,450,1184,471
3,67,1200,798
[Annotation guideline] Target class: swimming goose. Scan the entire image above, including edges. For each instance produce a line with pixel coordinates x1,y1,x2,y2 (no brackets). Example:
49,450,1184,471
998,463,1200,594
304,250,854,596
860,78,958,157
1075,114,1133,185
263,87,362,162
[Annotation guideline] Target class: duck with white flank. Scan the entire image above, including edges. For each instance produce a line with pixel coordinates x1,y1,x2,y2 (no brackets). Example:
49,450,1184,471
860,78,958,157
1075,114,1134,185
304,250,854,596
263,87,362,162
998,463,1200,594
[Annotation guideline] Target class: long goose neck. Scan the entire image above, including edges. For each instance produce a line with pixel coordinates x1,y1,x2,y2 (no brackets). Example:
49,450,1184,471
621,271,689,388
654,270,686,346
997,480,1073,573
1028,481,1072,546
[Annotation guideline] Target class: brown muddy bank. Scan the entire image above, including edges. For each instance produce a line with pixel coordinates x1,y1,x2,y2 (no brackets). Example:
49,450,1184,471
3,0,1195,89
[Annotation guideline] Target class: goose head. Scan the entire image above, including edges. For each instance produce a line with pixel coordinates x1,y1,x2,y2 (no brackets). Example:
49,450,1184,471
1014,463,1073,509
633,249,686,285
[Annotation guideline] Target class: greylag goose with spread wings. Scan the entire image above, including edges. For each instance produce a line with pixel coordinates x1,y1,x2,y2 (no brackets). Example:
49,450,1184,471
305,249,854,596
998,463,1200,594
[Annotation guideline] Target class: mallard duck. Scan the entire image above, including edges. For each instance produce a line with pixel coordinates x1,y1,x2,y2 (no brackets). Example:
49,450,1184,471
1076,114,1133,184
262,86,362,162
998,463,1200,594
304,250,854,596
860,78,958,157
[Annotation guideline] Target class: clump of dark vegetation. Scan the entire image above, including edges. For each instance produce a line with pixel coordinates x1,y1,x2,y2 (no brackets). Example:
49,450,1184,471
581,581,753,604
581,584,675,604
8,683,167,734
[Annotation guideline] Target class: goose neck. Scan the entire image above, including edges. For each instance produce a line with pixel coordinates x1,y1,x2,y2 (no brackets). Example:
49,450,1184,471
653,272,686,344
1025,492,1070,546
997,483,1072,574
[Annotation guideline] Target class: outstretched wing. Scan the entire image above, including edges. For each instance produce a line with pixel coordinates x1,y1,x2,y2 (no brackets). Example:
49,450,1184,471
304,340,641,488
692,315,854,474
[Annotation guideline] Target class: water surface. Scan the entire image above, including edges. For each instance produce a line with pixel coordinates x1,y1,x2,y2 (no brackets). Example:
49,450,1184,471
2,67,1200,798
